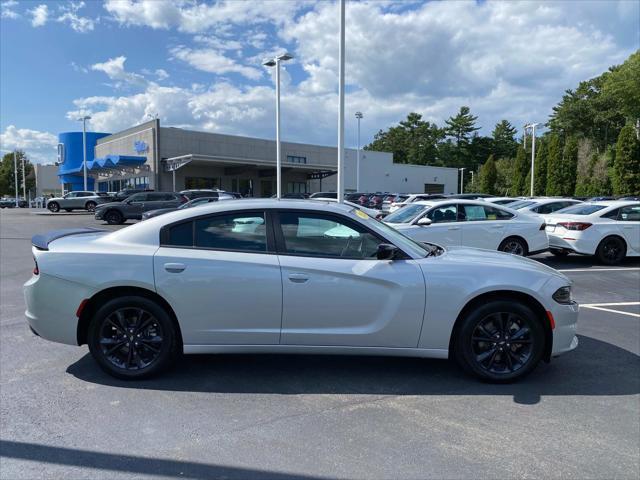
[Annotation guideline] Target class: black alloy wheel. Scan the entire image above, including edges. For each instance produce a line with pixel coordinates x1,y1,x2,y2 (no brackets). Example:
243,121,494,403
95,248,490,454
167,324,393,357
88,296,177,379
85,201,97,212
105,210,123,225
498,237,528,256
596,236,626,265
48,201,59,212
455,300,544,382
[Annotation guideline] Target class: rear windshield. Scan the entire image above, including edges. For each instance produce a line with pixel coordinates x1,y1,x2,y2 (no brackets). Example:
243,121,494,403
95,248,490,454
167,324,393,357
555,204,607,215
384,203,431,224
508,200,535,209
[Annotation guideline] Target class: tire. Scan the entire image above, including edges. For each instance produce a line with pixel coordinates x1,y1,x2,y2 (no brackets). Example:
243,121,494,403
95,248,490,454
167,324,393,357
550,249,569,257
596,236,626,265
105,210,124,225
453,299,545,383
87,296,179,380
498,237,528,257
85,201,97,212
47,201,59,213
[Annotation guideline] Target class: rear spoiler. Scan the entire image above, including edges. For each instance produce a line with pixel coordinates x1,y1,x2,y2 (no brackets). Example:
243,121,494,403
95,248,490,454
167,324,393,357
32,228,107,251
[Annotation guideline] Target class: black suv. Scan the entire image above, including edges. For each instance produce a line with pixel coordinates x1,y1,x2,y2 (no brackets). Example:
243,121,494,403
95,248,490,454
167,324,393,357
95,192,186,224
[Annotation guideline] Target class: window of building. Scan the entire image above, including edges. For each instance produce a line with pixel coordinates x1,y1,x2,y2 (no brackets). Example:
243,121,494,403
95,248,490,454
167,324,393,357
287,182,307,194
185,177,220,190
231,179,253,196
195,213,267,252
278,212,382,259
424,183,445,194
287,155,307,164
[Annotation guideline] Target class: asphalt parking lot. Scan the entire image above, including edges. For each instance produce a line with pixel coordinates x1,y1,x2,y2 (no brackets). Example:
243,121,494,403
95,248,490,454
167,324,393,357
1,208,639,480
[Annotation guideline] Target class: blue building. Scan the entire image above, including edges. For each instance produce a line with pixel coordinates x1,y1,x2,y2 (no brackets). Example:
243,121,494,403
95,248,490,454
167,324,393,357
57,131,110,192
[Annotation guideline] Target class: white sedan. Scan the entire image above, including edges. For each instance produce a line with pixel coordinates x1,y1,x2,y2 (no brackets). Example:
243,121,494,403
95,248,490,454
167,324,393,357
384,199,548,256
24,199,578,382
544,201,640,264
507,198,582,215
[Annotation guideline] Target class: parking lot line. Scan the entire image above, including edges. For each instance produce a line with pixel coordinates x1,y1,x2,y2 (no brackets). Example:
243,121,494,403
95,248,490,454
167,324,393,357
580,302,640,318
557,268,640,273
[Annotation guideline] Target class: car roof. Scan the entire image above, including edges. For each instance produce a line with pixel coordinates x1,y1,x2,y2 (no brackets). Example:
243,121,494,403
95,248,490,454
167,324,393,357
412,199,500,206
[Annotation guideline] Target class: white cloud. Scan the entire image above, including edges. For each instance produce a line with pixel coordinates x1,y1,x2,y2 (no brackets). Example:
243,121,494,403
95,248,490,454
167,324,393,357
154,68,169,81
56,1,95,33
91,56,147,88
0,125,58,164
28,4,48,27
1,0,19,19
70,61,88,74
170,46,262,80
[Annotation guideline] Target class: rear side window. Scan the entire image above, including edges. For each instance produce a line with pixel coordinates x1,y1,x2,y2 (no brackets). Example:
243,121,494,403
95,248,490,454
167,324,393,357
167,221,193,247
619,205,640,221
195,212,267,252
601,208,619,219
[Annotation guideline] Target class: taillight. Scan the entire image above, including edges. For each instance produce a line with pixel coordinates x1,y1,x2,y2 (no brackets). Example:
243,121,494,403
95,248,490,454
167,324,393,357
558,222,592,231
33,258,39,275
539,223,546,231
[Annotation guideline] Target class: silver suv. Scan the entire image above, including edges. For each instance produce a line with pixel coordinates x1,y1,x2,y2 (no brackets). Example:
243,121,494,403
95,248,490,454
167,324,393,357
46,191,110,212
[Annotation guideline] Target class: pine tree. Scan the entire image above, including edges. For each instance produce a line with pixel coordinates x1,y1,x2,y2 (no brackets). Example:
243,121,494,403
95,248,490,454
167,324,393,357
478,155,498,195
491,120,518,159
561,136,579,195
533,139,548,196
546,135,563,195
512,145,528,195
614,124,640,195
444,106,480,169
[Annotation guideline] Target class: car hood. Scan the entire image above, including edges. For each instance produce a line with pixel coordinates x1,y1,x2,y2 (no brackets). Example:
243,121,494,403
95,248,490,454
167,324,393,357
431,245,569,282
143,208,176,217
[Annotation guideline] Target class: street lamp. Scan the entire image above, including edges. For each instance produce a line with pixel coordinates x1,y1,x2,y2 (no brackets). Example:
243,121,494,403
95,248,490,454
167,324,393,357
524,122,540,196
78,115,91,191
337,0,346,203
459,167,466,194
263,53,294,199
355,112,363,192
13,151,19,207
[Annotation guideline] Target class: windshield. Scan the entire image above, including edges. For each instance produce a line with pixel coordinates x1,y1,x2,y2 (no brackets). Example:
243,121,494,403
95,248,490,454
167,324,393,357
554,204,607,215
354,210,430,258
508,200,535,210
384,203,431,223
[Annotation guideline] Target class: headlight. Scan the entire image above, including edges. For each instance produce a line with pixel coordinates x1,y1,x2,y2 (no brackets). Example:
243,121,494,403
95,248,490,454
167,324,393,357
553,286,573,304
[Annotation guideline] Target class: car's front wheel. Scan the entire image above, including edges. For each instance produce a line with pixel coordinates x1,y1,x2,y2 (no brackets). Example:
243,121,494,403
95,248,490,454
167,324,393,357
105,210,124,225
498,237,528,256
47,201,59,212
454,299,545,382
596,236,626,265
88,296,179,379
85,201,97,212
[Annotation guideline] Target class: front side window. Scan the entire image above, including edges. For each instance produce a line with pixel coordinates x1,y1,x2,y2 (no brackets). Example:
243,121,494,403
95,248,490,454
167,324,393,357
127,193,146,202
619,205,640,221
279,212,383,259
195,212,267,252
65,192,77,198
427,204,458,223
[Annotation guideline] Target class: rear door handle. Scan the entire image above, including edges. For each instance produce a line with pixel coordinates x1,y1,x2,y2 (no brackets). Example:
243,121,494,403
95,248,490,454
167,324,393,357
164,263,186,273
448,226,460,230
288,273,309,283
492,225,504,229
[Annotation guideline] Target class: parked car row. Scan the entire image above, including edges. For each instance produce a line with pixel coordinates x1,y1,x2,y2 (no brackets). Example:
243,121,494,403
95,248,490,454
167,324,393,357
0,197,28,208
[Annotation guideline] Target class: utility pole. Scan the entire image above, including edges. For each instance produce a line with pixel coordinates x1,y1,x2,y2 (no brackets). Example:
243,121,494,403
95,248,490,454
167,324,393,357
459,168,466,194
337,0,346,203
21,154,26,202
13,151,19,207
525,123,540,196
78,116,91,191
355,112,363,192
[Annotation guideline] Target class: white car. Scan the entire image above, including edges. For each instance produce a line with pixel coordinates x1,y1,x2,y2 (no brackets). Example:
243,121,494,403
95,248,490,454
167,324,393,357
384,199,548,256
24,199,578,382
485,197,519,206
544,201,640,264
310,197,380,217
507,198,582,215
385,193,448,214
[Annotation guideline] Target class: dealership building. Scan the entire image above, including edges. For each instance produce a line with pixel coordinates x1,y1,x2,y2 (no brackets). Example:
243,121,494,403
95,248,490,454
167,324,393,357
56,120,458,196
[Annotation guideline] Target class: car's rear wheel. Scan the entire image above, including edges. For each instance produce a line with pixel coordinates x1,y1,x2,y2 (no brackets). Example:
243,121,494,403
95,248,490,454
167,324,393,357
454,299,545,382
105,210,124,225
596,236,626,265
47,201,59,212
498,237,528,256
88,296,178,379
85,201,97,212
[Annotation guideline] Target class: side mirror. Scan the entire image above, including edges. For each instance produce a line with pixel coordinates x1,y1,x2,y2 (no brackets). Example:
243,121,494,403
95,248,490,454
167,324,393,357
376,243,399,260
417,217,432,226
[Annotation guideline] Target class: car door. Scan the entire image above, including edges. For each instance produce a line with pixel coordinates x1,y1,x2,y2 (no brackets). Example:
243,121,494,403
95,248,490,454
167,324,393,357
409,203,462,246
62,192,77,208
153,210,282,345
124,192,147,218
275,210,425,347
616,204,640,253
459,204,505,250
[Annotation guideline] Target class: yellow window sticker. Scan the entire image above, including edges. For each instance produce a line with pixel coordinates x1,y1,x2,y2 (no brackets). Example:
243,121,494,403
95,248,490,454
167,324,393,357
355,209,369,219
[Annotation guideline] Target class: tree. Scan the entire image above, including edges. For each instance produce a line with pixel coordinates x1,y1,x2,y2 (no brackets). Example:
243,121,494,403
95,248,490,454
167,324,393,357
574,139,594,197
561,136,579,195
546,135,563,195
512,145,528,196
0,151,35,197
491,120,518,159
602,51,640,125
533,139,548,196
478,155,498,195
444,106,480,168
613,124,640,195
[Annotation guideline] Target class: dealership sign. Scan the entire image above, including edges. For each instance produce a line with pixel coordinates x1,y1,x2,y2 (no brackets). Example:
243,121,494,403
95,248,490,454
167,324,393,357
134,140,149,154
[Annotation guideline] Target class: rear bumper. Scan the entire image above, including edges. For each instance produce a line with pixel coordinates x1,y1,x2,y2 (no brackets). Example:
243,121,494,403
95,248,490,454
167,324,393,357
548,233,595,255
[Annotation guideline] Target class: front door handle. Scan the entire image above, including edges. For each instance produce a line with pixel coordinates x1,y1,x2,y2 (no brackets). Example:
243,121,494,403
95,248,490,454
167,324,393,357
288,273,309,283
492,225,504,229
164,263,186,273
448,226,460,230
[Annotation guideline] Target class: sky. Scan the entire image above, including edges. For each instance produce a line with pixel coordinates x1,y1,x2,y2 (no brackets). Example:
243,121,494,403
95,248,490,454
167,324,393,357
0,0,638,164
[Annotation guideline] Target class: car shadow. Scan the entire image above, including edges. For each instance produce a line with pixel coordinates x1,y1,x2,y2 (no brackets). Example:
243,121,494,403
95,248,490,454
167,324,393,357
67,335,639,405
532,254,640,270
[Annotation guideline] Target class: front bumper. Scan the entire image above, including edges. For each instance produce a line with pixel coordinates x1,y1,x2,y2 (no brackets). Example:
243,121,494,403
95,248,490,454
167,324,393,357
549,301,579,356
94,210,105,220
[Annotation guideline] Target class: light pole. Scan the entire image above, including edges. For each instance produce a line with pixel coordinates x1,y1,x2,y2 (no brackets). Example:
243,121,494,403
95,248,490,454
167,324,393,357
525,123,540,196
337,0,346,203
78,115,91,191
263,53,294,199
355,112,363,192
522,125,527,152
459,167,466,194
13,151,19,207
470,170,474,187
21,153,26,203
